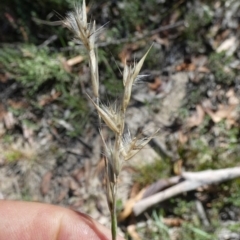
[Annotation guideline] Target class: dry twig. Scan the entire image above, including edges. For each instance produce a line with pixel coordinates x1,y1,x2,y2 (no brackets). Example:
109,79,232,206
133,167,240,216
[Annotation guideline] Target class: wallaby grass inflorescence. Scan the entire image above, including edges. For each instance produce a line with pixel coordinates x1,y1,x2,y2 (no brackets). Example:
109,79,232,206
64,1,157,239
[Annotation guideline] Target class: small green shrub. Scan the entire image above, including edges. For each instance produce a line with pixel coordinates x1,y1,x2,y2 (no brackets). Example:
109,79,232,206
134,158,170,187
0,45,71,94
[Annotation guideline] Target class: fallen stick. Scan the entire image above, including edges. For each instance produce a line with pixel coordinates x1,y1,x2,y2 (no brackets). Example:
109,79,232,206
133,167,240,216
118,176,180,221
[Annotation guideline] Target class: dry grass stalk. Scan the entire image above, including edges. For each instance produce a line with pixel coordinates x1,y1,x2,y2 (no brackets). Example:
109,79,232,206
64,1,155,239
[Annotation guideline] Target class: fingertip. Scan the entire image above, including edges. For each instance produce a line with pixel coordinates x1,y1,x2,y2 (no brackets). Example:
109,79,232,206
0,200,125,240
58,210,110,240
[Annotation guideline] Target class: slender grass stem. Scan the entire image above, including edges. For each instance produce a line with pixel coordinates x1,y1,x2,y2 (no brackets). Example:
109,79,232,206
111,182,118,240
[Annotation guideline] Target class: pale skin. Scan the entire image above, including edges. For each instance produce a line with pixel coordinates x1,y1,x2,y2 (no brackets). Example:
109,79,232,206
0,200,124,240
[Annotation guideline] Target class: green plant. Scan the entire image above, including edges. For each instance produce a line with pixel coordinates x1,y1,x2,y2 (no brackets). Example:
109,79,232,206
227,222,240,232
134,158,170,188
4,149,24,162
0,45,71,94
3,144,36,163
208,52,235,85
184,3,213,53
135,209,215,240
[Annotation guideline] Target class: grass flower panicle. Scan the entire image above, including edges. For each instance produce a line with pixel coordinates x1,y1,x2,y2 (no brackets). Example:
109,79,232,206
64,0,99,98
64,2,155,239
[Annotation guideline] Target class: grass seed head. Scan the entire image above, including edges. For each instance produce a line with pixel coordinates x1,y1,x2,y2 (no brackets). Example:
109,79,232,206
122,45,153,111
87,95,120,134
63,0,97,51
121,129,159,161
100,131,122,179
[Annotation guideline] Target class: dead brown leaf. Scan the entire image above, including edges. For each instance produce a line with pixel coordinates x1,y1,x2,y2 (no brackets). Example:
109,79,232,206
178,130,188,144
0,103,7,120
4,12,17,29
40,171,52,196
8,99,29,109
217,36,237,55
69,177,79,192
162,217,184,227
94,157,105,179
84,159,91,190
3,111,16,129
226,88,239,105
0,73,9,83
192,55,208,67
118,43,140,64
197,66,210,73
148,77,162,91
203,104,236,123
186,104,205,128
118,188,146,222
72,167,85,184
176,62,196,72
151,34,170,48
127,225,141,240
67,55,84,66
39,91,61,106
129,182,141,199
56,177,70,202
56,189,69,202
22,123,34,145
70,199,84,208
